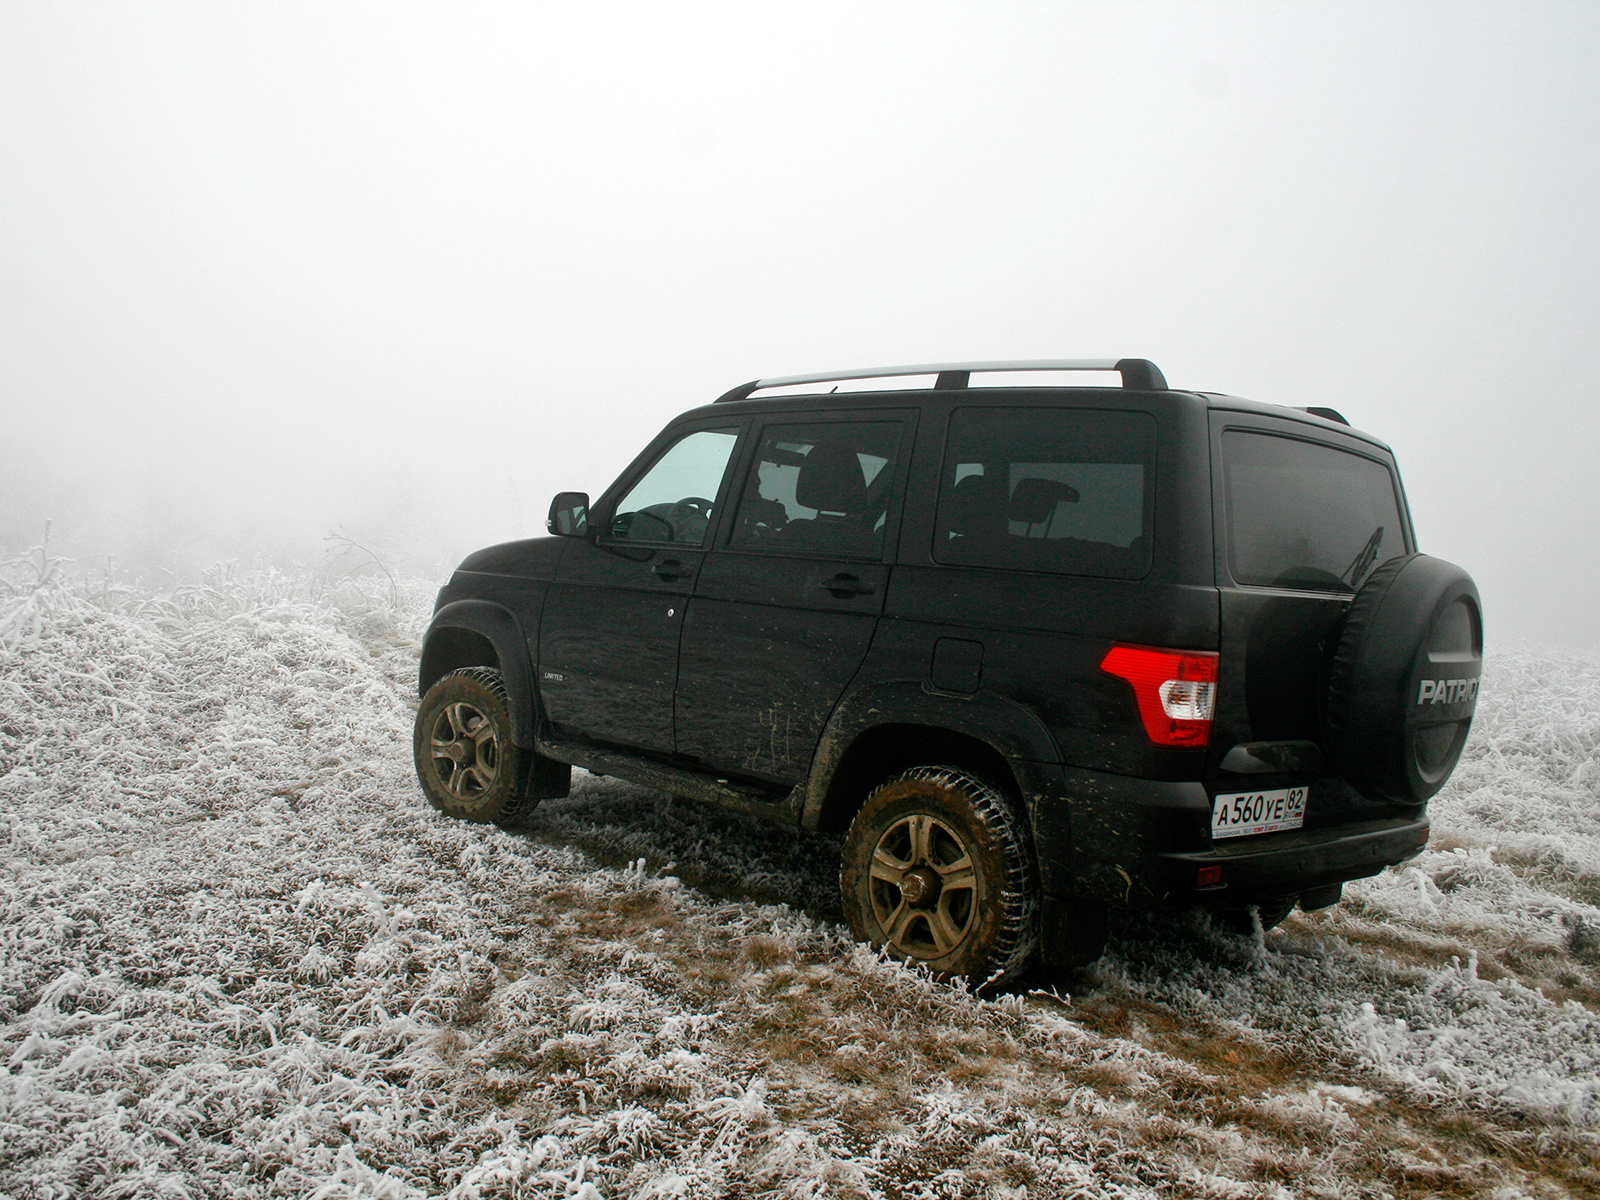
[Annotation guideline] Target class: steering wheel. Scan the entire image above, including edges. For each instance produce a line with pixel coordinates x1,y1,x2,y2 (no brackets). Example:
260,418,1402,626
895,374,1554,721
666,496,715,524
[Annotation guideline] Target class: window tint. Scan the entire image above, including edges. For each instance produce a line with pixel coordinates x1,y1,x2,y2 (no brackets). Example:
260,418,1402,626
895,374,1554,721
730,421,903,558
935,408,1155,579
1223,431,1406,591
610,428,739,545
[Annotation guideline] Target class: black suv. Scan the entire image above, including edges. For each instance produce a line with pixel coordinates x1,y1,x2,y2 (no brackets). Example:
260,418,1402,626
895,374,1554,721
413,358,1482,982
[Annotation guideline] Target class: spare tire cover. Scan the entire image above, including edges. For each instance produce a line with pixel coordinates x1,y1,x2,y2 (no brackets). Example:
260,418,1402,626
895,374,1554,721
1326,553,1483,804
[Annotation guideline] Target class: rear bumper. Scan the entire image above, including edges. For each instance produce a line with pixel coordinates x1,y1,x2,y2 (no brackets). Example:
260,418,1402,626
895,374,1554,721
1034,762,1429,908
1160,817,1430,902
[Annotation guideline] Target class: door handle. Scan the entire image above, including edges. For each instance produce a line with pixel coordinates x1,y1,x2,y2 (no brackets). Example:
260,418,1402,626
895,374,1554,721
652,559,693,581
819,573,875,598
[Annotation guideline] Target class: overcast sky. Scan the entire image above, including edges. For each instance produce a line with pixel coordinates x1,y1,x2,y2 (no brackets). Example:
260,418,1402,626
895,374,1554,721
1,1,1596,648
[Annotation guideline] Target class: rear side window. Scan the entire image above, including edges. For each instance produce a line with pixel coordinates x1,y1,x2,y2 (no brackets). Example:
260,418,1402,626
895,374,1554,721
730,421,903,559
1222,431,1407,592
934,407,1155,579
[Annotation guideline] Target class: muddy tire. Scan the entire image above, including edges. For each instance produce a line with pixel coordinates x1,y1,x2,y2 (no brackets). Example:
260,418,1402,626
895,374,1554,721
840,767,1039,985
413,667,532,826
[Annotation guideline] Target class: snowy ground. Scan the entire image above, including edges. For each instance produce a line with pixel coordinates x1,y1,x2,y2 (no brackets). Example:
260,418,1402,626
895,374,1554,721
2,558,1598,1199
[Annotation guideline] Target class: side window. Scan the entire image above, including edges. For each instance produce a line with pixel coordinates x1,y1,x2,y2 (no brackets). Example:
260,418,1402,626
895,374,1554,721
934,407,1155,579
1222,431,1408,591
610,427,739,545
730,421,903,559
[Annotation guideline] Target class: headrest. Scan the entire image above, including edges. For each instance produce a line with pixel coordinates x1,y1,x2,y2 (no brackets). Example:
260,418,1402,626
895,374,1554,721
947,472,1003,539
795,443,868,514
1009,477,1080,524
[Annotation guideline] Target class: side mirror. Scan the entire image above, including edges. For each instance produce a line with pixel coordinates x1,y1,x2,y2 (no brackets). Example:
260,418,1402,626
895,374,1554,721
547,491,590,538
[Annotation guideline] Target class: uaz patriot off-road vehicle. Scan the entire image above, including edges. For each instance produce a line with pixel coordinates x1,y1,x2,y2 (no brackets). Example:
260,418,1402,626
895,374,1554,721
413,358,1482,981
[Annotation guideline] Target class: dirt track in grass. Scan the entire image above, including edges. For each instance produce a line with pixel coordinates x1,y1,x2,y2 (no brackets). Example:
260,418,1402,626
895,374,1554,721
2,563,1597,1198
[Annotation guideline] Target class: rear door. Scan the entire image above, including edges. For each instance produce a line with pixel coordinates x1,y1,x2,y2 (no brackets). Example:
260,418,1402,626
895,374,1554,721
1209,415,1413,781
885,400,1189,776
674,413,914,783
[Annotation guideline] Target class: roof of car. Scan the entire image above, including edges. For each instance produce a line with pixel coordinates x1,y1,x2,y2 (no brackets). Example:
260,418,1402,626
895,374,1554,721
692,358,1387,450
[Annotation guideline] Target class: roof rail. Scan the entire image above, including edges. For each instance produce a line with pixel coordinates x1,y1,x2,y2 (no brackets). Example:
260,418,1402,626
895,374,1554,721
713,357,1168,404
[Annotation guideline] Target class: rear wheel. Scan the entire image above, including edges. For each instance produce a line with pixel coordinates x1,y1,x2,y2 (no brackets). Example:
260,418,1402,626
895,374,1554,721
840,767,1038,985
413,667,532,826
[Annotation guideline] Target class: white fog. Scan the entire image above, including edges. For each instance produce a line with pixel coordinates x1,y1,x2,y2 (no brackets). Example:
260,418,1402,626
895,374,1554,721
2,2,1597,648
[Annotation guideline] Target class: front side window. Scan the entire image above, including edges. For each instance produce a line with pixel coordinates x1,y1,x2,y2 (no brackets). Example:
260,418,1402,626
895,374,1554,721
730,421,903,558
1223,431,1407,591
610,427,739,545
934,407,1155,578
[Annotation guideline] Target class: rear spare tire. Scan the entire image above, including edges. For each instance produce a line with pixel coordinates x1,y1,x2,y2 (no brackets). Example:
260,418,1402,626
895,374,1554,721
1326,554,1482,804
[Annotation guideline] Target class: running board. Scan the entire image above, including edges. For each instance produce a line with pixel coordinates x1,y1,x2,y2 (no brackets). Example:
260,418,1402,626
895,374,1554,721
538,736,803,821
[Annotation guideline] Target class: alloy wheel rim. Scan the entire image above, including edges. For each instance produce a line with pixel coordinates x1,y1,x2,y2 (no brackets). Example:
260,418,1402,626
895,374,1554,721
867,812,978,960
428,701,500,801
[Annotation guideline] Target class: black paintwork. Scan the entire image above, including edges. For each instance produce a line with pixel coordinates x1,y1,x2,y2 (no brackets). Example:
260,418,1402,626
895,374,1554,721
677,550,890,782
418,379,1440,914
540,537,699,754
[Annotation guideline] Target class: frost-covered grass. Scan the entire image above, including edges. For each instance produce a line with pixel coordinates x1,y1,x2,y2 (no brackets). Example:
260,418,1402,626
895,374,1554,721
2,561,1598,1198
1320,643,1600,1008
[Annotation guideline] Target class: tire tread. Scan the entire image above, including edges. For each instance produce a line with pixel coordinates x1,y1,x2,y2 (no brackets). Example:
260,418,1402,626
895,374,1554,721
848,766,1039,986
415,666,535,827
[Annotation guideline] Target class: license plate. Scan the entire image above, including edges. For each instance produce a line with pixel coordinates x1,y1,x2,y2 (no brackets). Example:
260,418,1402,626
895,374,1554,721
1211,787,1308,840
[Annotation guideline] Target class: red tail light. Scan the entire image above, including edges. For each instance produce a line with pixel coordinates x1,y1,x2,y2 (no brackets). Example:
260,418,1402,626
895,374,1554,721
1100,644,1220,748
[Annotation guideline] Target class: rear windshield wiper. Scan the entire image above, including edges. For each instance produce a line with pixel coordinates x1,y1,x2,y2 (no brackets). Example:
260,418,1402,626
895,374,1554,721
1342,526,1384,588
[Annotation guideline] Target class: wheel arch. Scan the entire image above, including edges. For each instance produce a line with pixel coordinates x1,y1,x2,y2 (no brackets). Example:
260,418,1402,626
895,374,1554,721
419,600,537,748
802,682,1060,834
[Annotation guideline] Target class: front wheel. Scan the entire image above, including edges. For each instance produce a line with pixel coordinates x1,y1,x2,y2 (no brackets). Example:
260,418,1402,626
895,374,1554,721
840,767,1039,985
413,667,531,826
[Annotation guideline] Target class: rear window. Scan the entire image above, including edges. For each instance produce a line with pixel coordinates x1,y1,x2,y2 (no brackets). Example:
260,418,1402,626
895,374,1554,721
934,407,1155,579
1223,431,1407,592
